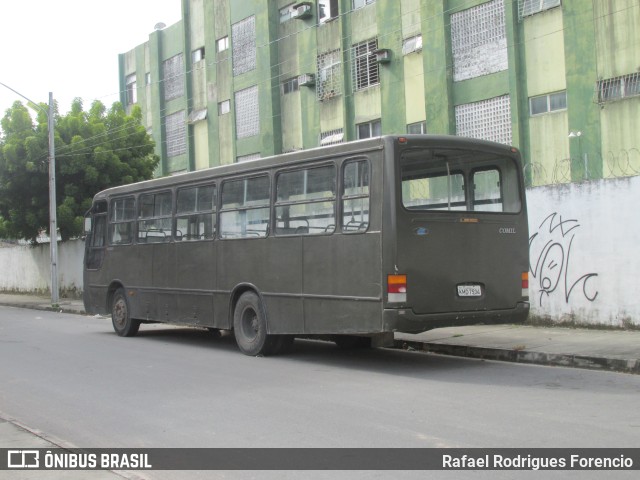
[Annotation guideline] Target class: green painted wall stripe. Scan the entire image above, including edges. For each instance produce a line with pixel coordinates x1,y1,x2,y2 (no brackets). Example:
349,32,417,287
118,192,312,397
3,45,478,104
562,1,602,180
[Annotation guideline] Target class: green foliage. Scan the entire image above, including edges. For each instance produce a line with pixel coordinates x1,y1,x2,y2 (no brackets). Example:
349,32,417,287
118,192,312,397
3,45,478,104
0,98,159,243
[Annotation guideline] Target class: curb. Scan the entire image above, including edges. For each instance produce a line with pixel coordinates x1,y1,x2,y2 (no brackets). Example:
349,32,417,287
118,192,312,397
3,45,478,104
0,302,85,316
394,339,640,374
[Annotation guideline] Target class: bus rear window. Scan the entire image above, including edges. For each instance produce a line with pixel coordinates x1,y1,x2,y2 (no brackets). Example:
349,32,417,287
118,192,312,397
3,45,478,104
400,148,521,213
403,171,466,211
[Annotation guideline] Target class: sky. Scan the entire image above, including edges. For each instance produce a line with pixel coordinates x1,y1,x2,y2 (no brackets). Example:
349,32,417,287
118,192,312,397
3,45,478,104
0,0,182,121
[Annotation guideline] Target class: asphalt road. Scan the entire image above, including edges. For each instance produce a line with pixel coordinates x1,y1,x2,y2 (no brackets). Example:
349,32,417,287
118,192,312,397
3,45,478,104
1,306,639,480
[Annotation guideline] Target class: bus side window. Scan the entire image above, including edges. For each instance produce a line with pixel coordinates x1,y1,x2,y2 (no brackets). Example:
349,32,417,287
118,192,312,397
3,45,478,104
342,160,370,233
176,184,217,241
138,191,172,243
220,176,270,239
109,197,135,245
275,165,336,236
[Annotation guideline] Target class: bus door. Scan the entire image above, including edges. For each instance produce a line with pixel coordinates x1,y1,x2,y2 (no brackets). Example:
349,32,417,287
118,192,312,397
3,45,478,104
83,200,108,313
84,200,108,272
395,146,528,316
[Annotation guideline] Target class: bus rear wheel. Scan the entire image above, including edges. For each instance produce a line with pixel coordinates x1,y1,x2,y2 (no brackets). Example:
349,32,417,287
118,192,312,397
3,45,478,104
111,288,140,337
233,291,279,356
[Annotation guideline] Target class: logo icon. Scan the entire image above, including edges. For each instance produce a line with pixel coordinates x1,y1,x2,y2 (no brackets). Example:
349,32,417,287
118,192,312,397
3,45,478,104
7,450,40,469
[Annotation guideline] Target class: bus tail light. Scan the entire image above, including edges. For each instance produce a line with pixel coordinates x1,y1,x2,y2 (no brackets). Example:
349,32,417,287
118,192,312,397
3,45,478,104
522,272,529,298
388,274,407,303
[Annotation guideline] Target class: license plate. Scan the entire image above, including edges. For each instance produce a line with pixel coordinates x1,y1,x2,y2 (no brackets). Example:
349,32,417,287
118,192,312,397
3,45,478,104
457,285,482,297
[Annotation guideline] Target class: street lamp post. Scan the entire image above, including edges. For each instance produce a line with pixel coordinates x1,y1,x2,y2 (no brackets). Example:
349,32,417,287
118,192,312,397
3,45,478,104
0,82,59,306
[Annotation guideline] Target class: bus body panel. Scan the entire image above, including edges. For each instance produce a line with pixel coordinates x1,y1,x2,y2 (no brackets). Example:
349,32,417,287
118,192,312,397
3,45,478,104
395,214,529,315
173,241,216,325
297,232,383,334
216,235,304,333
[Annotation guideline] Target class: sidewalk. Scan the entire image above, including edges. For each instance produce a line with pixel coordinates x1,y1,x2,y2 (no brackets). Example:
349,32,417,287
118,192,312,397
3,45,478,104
0,415,132,479
1,293,638,374
395,325,640,374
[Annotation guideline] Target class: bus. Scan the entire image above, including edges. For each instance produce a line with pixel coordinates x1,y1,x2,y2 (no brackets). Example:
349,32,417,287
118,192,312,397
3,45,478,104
83,135,530,356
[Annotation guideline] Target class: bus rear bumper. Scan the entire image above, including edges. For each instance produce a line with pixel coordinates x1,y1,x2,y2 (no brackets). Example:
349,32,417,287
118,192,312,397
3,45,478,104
382,302,530,334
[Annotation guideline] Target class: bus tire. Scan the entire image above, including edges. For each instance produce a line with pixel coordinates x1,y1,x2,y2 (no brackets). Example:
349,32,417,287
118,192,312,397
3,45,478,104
111,288,140,337
233,291,278,356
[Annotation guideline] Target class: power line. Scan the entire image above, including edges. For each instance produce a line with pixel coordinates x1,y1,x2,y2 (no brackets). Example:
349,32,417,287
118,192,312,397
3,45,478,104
6,1,640,165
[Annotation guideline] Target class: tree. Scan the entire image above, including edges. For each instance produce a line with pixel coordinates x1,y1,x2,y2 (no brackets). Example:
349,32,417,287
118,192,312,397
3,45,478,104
0,98,159,243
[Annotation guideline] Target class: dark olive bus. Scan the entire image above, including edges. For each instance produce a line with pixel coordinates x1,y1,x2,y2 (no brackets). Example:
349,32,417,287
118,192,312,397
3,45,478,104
83,135,530,356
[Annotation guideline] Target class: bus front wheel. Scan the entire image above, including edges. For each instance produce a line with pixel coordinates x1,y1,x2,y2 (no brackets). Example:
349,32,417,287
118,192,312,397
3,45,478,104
111,288,140,337
233,291,279,356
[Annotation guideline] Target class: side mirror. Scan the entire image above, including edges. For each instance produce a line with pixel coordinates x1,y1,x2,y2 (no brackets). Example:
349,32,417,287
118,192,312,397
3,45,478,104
84,216,92,235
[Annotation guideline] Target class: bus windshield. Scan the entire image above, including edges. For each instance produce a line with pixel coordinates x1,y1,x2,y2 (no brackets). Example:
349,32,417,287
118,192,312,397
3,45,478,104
400,148,522,213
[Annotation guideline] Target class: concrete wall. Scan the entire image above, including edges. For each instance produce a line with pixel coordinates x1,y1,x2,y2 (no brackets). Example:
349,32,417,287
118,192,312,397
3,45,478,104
0,240,84,297
527,176,640,327
1,177,638,327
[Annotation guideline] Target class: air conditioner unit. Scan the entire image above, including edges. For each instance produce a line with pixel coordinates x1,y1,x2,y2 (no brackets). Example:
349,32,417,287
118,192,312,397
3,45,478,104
374,49,392,64
297,73,315,86
291,3,312,19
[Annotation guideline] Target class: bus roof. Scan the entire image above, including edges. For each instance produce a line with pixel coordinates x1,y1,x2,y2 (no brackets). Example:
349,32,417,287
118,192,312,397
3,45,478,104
92,135,518,201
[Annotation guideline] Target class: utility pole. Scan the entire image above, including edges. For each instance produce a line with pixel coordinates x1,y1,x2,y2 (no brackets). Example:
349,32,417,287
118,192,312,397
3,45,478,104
0,82,59,306
48,92,59,306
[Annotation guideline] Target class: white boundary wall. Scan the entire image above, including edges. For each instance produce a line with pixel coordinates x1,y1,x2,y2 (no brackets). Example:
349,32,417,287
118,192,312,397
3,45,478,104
0,239,84,296
527,176,639,327
0,176,638,326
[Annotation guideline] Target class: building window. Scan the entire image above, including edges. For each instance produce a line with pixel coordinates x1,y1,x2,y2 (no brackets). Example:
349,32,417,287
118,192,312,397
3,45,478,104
125,74,137,105
235,85,260,139
519,0,561,18
529,91,567,115
407,121,426,134
451,0,507,82
192,47,205,64
356,119,381,139
237,153,261,163
402,35,423,55
217,36,229,53
218,100,230,116
163,54,185,101
455,95,512,146
597,73,640,103
165,110,187,157
320,128,344,146
316,50,342,100
232,16,256,76
353,0,375,10
318,0,339,24
351,38,379,91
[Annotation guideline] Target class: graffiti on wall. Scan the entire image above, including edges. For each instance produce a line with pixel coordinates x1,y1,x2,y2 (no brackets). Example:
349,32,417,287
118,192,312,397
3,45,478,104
529,213,599,306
